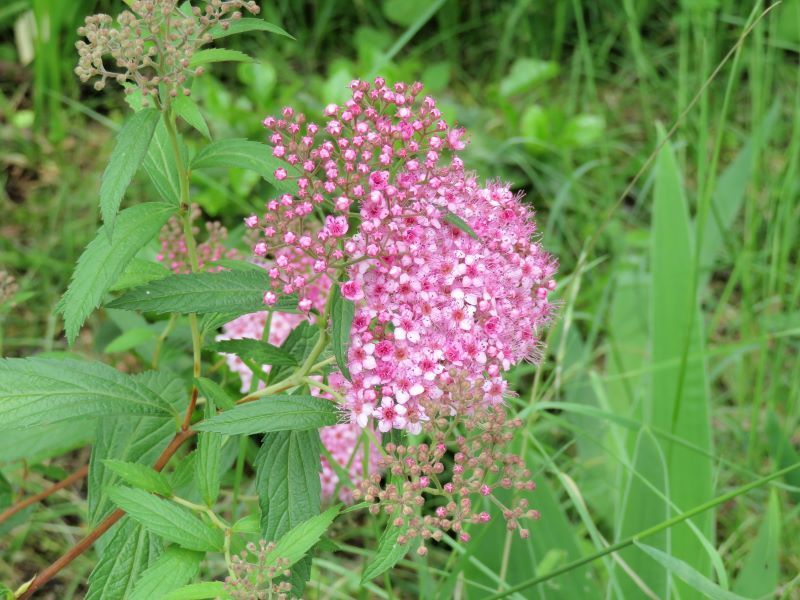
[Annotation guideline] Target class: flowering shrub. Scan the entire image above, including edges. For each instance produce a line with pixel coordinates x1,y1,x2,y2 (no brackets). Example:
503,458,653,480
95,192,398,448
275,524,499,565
0,2,556,598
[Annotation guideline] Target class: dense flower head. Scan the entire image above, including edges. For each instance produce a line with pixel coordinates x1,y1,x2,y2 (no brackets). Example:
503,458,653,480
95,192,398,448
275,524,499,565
250,78,557,432
157,204,238,274
75,0,260,99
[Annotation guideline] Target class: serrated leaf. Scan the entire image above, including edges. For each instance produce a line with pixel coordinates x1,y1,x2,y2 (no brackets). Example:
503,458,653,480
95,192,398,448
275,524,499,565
143,120,186,205
195,376,236,411
207,338,298,367
209,18,293,39
269,321,320,384
104,327,157,354
330,284,355,381
107,270,297,316
190,138,294,192
196,392,222,507
0,358,176,430
362,524,412,583
0,421,95,465
195,395,338,435
163,582,229,600
102,459,172,496
173,95,210,140
110,258,171,292
256,430,322,590
129,547,203,600
107,486,224,551
635,543,748,600
188,48,255,67
101,108,161,236
57,202,176,343
89,371,183,527
86,517,163,600
232,513,260,534
265,505,339,569
443,210,479,240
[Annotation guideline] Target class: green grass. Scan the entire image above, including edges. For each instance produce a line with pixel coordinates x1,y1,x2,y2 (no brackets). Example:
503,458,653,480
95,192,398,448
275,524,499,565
2,0,799,598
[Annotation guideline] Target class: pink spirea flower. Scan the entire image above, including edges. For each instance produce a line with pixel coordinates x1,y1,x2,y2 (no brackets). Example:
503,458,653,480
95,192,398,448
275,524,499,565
157,205,238,274
253,78,557,433
319,421,381,503
217,257,377,503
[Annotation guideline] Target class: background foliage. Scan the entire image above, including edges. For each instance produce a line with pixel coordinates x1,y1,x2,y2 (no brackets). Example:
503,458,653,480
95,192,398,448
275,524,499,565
1,0,798,598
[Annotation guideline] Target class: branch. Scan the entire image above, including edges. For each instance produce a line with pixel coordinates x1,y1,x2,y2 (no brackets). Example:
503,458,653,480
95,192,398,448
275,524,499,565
0,465,89,526
18,428,196,599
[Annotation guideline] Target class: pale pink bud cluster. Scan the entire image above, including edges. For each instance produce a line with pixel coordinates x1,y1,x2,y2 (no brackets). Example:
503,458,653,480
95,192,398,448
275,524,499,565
353,390,539,553
156,205,238,274
251,78,557,432
224,539,293,600
75,0,259,99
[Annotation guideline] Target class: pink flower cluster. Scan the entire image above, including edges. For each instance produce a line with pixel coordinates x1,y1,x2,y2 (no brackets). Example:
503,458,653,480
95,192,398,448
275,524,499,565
218,284,378,503
157,205,238,274
251,78,557,433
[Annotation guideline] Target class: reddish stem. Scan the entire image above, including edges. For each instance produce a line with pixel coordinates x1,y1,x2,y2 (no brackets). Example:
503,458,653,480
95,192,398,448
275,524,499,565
0,465,90,526
18,428,196,599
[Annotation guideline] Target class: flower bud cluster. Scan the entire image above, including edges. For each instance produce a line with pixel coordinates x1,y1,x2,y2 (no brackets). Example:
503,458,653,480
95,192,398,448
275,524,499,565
156,204,238,274
353,390,539,553
75,0,259,100
225,540,295,600
0,270,18,305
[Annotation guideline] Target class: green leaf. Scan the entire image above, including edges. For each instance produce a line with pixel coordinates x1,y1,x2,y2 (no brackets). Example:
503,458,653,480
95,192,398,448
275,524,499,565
330,284,355,381
256,429,322,590
100,108,161,236
651,126,713,585
0,358,176,430
107,486,224,551
86,517,163,600
102,459,172,496
499,57,559,97
207,338,298,367
143,120,186,205
265,505,340,569
129,547,203,600
173,95,211,140
107,270,297,316
615,429,670,599
269,321,320,384
0,420,95,465
163,582,229,600
361,524,412,583
443,210,479,240
195,376,236,411
733,489,781,597
188,48,255,67
89,371,183,526
110,258,171,292
196,393,223,507
635,543,748,600
195,395,338,435
58,202,176,343
190,138,293,191
104,327,157,354
209,18,293,39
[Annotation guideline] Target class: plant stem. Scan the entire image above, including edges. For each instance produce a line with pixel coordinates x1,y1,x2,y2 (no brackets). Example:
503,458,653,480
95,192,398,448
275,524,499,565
484,461,800,599
0,465,89,526
18,428,197,598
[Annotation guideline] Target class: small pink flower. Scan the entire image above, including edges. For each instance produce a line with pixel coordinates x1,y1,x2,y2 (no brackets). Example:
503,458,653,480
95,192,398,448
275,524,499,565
274,168,287,180
341,280,363,301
